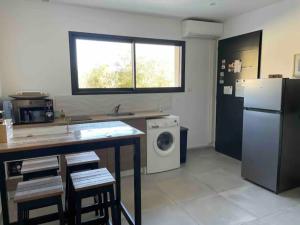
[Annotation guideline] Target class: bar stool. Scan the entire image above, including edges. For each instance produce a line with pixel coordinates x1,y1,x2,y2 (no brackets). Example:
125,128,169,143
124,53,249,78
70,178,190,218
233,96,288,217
21,156,59,181
65,151,100,214
14,176,64,225
69,168,117,225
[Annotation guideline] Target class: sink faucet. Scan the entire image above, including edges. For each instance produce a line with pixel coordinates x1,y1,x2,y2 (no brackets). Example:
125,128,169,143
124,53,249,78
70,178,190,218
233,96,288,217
113,104,121,114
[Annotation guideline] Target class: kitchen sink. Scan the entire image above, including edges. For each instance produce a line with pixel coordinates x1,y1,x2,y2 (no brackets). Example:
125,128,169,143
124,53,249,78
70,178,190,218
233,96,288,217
106,112,135,117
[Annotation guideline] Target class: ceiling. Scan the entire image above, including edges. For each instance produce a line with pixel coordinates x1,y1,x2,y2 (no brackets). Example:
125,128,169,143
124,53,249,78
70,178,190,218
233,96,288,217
49,0,282,21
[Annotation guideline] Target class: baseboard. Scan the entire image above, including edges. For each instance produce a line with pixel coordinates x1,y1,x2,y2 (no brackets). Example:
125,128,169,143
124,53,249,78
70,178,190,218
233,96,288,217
187,144,214,151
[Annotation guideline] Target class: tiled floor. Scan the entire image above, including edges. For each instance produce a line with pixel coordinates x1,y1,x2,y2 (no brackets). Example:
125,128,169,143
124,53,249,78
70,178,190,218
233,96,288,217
2,148,300,225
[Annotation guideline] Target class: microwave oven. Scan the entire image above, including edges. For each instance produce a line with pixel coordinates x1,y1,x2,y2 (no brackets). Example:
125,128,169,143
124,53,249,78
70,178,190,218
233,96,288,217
12,99,54,124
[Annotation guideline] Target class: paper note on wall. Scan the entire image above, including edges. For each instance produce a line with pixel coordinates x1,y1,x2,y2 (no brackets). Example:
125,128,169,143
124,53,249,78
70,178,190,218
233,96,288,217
234,60,242,73
223,86,233,95
235,80,245,97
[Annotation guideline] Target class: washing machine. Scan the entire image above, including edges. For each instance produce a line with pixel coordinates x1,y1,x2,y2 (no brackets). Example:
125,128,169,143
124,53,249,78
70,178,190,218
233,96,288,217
146,115,180,174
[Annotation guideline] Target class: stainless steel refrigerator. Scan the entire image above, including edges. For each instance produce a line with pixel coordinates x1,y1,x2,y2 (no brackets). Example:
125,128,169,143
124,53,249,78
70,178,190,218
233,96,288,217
242,78,300,193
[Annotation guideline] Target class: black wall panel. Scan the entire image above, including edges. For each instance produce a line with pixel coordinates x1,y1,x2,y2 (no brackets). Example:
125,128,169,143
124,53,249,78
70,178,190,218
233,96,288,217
215,31,263,160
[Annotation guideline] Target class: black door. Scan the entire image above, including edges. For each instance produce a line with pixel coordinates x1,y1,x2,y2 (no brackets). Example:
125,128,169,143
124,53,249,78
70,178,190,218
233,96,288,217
215,31,262,160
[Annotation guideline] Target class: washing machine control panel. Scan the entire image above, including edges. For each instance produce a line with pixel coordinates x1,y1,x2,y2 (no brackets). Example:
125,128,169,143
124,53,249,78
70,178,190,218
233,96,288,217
147,116,179,129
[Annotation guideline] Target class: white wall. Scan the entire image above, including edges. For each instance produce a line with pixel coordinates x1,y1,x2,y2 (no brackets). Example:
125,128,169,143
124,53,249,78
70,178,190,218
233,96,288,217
223,0,300,78
0,0,216,148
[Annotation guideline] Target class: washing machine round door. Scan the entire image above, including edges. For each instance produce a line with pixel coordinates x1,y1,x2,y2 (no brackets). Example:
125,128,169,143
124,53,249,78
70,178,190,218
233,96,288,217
154,131,175,156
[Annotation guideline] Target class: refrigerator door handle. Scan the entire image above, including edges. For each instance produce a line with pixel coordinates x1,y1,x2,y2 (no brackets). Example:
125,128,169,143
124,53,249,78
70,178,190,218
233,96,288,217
244,107,282,114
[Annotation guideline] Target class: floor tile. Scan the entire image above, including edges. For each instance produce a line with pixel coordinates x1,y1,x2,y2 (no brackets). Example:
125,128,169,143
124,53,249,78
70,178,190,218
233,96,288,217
195,168,251,193
242,204,300,225
121,176,175,214
220,185,300,217
184,149,242,176
183,151,222,174
148,167,191,183
183,195,256,225
156,174,216,203
241,220,269,225
142,205,199,225
257,204,300,225
183,159,219,175
216,156,242,176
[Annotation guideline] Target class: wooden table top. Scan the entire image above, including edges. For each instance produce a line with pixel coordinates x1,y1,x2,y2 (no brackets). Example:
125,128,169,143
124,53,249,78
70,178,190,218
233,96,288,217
0,121,144,154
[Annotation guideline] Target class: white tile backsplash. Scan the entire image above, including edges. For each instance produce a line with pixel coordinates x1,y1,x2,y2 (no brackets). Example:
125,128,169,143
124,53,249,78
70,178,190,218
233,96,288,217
53,94,172,116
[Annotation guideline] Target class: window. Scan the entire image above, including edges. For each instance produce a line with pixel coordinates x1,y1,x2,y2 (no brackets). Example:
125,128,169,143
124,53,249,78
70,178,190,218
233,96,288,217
69,32,185,94
76,39,133,89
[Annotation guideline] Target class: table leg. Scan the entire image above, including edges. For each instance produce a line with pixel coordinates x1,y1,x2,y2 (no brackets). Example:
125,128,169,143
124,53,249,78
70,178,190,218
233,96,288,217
65,167,70,213
0,161,10,225
114,144,121,225
133,138,141,225
68,180,75,225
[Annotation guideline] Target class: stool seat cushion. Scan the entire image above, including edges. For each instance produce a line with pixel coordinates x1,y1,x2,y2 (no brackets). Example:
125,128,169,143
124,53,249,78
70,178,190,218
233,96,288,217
71,168,115,191
21,156,59,174
65,151,99,167
14,176,63,203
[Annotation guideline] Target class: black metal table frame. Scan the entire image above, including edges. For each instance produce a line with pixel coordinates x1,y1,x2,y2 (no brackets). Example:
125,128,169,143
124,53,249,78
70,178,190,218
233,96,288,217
0,137,141,225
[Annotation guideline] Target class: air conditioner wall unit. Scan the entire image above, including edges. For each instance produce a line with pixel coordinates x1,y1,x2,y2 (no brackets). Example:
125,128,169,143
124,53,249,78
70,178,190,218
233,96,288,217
182,20,223,39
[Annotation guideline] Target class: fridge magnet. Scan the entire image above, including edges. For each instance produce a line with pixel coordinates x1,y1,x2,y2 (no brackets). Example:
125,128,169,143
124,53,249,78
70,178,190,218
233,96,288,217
220,72,224,77
221,59,226,70
293,54,300,77
219,79,224,84
234,60,242,73
228,62,235,73
223,86,233,95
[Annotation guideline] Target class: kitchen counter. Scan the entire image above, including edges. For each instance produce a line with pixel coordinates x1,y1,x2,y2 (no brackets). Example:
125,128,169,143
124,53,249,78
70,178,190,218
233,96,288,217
14,111,169,128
